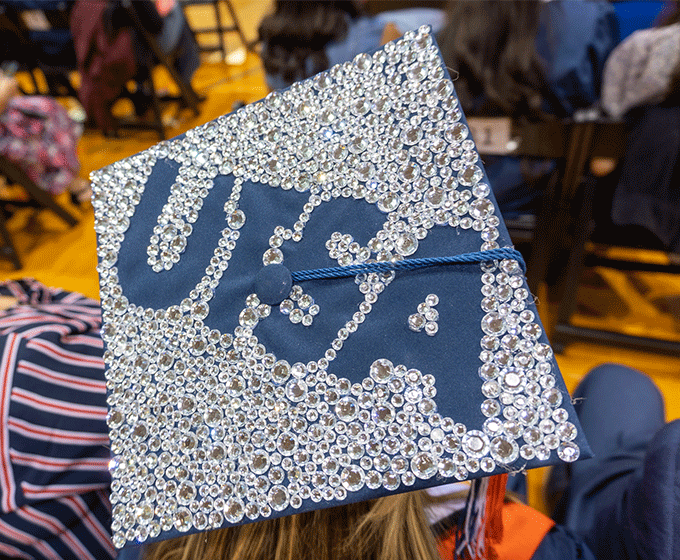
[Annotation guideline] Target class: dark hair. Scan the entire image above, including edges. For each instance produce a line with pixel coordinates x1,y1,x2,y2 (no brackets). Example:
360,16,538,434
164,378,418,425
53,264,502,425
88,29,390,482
657,1,680,103
437,1,552,119
258,1,361,84
657,1,680,26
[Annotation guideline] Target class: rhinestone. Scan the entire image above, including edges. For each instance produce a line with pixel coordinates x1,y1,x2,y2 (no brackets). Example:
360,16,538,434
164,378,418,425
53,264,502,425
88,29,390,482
224,498,244,523
382,472,400,491
249,450,270,474
556,422,577,441
438,457,456,477
341,465,365,491
557,442,580,462
469,199,494,220
535,445,550,461
239,308,259,328
108,409,124,428
411,452,437,479
377,193,399,213
480,457,495,473
285,379,307,402
395,233,418,256
272,361,291,384
462,431,489,459
483,417,503,435
545,434,560,449
335,397,358,422
401,126,422,145
279,300,293,315
174,508,192,532
408,314,425,332
542,388,563,407
263,248,283,265
522,323,542,340
489,436,519,464
458,165,483,186
352,98,370,116
501,369,524,393
520,445,535,461
399,162,420,181
369,359,393,383
481,312,505,335
268,486,289,511
177,482,196,505
372,404,395,426
192,302,209,320
227,210,246,229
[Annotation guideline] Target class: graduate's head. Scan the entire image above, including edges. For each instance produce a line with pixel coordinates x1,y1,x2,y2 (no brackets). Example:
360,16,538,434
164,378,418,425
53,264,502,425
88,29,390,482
143,490,441,560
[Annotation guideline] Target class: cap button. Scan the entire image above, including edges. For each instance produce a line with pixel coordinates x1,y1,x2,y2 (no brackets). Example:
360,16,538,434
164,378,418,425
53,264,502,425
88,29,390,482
255,264,293,305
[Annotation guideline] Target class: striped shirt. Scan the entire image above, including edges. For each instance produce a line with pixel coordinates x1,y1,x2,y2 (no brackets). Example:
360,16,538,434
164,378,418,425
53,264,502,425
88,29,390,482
0,280,114,560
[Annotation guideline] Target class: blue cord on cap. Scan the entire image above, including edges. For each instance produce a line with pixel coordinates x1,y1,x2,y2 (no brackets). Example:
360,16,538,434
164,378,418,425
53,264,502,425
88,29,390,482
290,247,525,282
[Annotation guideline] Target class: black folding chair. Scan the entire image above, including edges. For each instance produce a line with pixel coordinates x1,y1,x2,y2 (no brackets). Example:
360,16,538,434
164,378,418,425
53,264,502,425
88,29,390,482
0,155,79,270
110,0,203,140
548,119,680,355
180,0,252,58
0,1,79,98
468,117,585,295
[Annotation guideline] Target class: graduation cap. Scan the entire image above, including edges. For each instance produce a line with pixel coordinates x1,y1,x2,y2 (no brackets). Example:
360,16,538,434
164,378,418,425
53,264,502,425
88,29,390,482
92,26,590,551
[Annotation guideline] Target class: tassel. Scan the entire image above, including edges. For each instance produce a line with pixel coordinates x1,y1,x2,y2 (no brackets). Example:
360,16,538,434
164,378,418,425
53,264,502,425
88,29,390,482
455,477,488,559
484,473,508,552
455,474,508,559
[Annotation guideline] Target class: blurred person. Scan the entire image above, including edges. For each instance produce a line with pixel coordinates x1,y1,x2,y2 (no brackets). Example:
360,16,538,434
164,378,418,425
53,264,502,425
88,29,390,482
0,69,91,204
602,1,680,119
437,0,619,217
597,2,680,252
106,0,200,86
70,0,199,134
0,279,112,560
258,1,446,91
548,364,680,560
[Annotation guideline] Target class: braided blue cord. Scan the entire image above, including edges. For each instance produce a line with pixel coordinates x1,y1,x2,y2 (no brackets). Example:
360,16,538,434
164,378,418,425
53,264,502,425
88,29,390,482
290,247,525,282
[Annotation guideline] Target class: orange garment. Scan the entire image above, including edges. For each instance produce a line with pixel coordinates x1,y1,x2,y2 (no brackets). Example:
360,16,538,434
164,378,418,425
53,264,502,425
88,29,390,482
437,475,554,560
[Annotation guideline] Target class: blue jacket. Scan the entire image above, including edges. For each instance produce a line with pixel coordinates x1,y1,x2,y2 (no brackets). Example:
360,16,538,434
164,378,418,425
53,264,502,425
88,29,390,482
485,1,619,216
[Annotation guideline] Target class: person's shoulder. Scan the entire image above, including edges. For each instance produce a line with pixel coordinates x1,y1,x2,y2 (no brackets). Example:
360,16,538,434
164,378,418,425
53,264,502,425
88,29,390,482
625,21,680,47
609,21,680,66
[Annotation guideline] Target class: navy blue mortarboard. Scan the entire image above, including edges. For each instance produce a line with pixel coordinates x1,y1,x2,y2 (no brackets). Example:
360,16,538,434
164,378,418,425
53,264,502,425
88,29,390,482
92,26,591,551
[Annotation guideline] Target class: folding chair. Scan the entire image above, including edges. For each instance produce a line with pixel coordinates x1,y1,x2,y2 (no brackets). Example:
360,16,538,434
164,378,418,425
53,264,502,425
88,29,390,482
180,0,252,58
468,117,581,295
0,0,79,98
548,119,680,355
113,0,203,140
0,155,78,270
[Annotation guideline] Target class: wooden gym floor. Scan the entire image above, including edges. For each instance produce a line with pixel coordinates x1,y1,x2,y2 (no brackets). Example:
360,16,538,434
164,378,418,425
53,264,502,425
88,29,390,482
1,1,679,511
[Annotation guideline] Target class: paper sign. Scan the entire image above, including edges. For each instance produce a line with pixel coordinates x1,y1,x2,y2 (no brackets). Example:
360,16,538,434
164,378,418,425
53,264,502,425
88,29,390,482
467,117,516,155
20,10,51,31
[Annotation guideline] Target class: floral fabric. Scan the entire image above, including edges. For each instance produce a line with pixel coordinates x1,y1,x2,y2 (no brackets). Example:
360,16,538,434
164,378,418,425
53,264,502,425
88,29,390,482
0,96,80,195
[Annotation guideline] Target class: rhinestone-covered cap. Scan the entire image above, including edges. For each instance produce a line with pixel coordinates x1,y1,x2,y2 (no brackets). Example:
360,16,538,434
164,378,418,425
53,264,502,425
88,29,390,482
92,27,590,549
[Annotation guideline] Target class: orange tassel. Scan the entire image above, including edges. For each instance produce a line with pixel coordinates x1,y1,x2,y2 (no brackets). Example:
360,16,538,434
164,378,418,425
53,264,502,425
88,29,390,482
484,473,508,551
